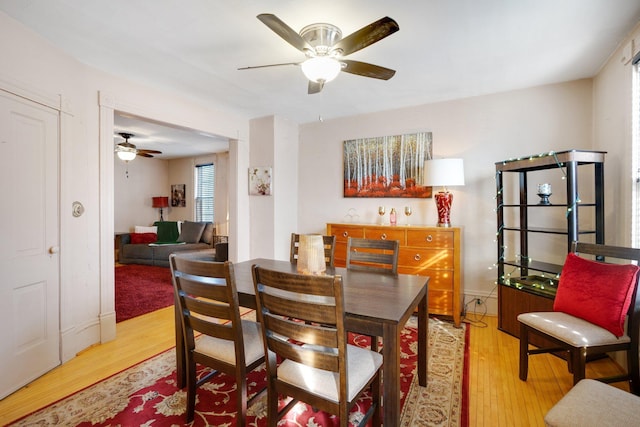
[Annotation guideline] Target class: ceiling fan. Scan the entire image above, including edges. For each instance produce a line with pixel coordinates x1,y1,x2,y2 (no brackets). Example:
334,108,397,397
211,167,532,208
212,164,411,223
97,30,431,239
114,132,162,161
239,14,399,94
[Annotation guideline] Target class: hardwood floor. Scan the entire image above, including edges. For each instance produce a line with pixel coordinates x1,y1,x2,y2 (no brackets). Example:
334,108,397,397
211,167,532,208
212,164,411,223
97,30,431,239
0,310,627,426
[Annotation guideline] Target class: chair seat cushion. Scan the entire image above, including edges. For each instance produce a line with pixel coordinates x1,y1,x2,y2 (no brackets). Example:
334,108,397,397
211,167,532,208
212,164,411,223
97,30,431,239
277,344,383,403
518,311,630,347
544,379,640,427
196,320,264,366
552,253,639,337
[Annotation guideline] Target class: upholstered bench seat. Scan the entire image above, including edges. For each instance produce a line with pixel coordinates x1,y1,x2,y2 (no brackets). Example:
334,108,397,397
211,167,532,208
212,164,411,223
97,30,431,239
545,379,640,426
517,311,631,347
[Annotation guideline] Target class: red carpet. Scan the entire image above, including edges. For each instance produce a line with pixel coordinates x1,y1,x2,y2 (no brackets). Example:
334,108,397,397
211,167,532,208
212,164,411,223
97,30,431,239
9,317,468,426
115,264,174,322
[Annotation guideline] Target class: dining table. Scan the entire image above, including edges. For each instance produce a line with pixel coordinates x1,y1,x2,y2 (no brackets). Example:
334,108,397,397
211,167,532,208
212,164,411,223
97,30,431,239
173,256,429,426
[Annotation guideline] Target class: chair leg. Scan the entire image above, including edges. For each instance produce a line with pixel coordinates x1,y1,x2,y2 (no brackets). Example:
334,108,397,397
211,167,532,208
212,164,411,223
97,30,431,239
267,384,279,427
371,372,381,427
186,358,197,423
236,372,247,427
627,345,640,395
519,323,529,381
571,348,587,385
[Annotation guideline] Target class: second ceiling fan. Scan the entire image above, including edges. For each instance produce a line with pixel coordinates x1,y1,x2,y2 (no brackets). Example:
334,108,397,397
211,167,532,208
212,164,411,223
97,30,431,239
114,132,162,161
239,14,400,94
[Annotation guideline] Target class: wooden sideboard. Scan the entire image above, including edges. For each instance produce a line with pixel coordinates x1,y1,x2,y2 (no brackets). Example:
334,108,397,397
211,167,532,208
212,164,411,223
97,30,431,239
326,223,462,326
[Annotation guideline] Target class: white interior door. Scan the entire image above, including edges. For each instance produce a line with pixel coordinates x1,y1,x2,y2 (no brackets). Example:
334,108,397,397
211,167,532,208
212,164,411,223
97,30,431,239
0,90,60,399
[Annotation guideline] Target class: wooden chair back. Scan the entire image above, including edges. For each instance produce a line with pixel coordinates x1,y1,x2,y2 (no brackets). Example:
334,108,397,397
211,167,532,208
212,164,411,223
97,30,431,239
170,254,265,425
252,265,381,426
289,233,336,267
346,237,399,274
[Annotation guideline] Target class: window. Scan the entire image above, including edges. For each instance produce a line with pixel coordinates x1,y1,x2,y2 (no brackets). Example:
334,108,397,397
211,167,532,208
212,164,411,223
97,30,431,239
195,163,214,222
633,53,640,247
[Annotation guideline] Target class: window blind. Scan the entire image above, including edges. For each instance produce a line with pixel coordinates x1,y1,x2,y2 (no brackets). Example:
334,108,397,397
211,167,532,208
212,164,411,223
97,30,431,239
195,163,214,222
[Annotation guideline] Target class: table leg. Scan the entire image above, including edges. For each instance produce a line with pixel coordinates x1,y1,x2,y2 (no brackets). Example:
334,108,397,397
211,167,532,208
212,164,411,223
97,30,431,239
417,292,428,386
382,321,401,426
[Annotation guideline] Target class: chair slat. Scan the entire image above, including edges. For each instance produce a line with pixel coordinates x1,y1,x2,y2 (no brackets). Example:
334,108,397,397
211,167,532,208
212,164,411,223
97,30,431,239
264,312,338,348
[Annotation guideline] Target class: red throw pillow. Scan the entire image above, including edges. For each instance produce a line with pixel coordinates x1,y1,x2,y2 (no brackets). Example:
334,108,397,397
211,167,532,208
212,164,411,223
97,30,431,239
553,252,640,337
130,232,158,244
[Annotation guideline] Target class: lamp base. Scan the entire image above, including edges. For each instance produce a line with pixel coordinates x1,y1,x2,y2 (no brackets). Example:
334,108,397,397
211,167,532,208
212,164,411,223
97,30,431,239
434,191,454,227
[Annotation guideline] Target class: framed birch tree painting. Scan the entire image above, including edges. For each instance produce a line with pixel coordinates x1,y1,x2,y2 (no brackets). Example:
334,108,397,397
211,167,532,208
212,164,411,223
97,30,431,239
343,132,433,198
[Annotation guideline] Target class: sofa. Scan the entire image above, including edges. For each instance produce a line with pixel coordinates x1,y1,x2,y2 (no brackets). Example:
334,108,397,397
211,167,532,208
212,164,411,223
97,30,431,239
119,220,227,267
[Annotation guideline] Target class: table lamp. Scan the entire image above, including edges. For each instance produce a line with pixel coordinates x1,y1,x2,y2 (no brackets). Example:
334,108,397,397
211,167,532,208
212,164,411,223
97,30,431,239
423,158,465,227
152,196,169,222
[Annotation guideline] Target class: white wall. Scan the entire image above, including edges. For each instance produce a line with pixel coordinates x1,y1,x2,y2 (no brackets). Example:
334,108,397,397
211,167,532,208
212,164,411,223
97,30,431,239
114,158,169,231
298,79,594,312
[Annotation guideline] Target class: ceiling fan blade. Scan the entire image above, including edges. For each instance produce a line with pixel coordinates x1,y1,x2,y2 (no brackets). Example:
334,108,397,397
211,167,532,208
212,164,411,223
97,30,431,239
332,16,399,57
257,14,313,53
137,153,154,158
238,62,300,71
138,149,162,155
341,60,396,80
308,80,324,95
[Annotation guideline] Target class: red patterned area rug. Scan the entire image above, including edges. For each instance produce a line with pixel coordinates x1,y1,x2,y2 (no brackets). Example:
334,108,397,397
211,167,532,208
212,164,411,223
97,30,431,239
9,317,468,427
115,264,174,322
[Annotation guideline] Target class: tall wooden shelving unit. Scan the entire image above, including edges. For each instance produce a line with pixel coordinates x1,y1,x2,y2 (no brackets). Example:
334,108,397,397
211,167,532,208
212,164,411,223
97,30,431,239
495,150,605,338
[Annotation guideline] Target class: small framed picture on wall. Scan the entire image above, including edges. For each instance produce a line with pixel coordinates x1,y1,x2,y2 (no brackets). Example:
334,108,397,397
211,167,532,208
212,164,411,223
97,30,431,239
171,184,186,207
249,166,272,195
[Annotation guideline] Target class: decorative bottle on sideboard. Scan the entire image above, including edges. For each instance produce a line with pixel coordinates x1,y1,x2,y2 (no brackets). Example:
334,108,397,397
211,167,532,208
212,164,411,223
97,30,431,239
389,208,397,225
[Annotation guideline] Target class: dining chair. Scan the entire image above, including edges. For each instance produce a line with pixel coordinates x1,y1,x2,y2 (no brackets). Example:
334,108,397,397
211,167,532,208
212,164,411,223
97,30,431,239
170,254,265,425
251,265,383,427
289,232,336,267
518,241,640,394
346,237,399,275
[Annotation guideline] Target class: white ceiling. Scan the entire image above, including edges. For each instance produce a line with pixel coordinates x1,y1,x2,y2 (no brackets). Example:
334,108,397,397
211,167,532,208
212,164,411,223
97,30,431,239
2,0,640,157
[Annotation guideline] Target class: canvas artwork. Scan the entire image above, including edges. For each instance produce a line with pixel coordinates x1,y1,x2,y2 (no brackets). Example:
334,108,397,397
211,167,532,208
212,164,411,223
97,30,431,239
343,132,433,198
249,167,272,195
171,184,186,207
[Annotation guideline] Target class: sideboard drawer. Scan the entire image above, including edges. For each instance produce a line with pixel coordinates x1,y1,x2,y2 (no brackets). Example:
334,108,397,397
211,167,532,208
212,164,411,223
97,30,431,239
406,229,453,248
328,224,365,243
398,247,454,270
364,228,406,244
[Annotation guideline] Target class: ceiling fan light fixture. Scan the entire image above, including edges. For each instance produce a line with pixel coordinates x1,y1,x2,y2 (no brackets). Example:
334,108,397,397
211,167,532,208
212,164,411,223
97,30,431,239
301,56,341,83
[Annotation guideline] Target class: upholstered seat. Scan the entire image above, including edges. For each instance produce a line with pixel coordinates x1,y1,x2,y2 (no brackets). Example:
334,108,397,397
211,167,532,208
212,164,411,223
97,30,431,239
545,379,640,427
518,312,631,347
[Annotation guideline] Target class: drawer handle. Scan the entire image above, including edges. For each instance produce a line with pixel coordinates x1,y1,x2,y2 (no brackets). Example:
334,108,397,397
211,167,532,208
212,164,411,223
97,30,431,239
426,235,433,243
381,233,387,240
414,254,421,261
342,231,349,237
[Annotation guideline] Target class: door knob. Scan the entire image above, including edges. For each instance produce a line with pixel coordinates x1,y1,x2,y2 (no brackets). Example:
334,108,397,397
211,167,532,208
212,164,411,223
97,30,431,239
49,246,60,254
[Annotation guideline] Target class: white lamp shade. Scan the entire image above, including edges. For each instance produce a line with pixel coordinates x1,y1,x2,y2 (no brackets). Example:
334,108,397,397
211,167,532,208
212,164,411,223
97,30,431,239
301,57,341,83
117,150,136,161
423,158,465,187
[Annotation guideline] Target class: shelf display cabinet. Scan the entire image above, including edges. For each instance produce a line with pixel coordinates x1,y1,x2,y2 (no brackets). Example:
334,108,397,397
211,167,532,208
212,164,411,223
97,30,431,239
495,150,605,338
